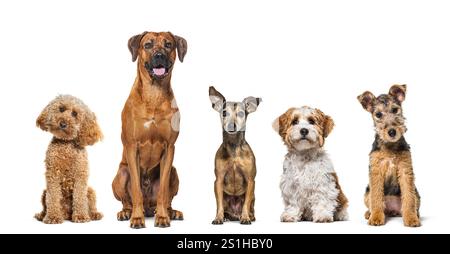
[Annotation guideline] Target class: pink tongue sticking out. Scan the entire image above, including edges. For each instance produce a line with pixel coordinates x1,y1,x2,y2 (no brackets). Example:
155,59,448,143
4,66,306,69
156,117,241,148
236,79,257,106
153,67,165,76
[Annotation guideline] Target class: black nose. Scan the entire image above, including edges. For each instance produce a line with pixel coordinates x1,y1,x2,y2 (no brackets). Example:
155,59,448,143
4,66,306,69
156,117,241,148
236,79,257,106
154,52,164,59
300,128,309,136
388,129,396,137
59,122,67,129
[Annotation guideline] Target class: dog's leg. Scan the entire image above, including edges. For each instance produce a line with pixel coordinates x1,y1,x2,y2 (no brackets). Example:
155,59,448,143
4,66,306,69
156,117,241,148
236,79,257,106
126,144,145,229
34,190,47,221
87,187,103,221
310,192,336,223
368,167,385,226
280,198,302,222
112,165,132,220
155,144,175,227
240,178,255,225
43,176,64,224
398,157,420,227
212,172,226,224
72,174,90,223
168,166,183,220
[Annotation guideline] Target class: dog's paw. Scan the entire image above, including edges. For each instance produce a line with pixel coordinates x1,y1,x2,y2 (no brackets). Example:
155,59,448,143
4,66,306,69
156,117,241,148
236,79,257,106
130,216,146,229
43,215,63,224
364,210,371,220
72,214,91,223
313,216,334,223
280,213,298,222
117,210,131,221
170,209,184,220
212,217,224,225
403,214,421,227
90,212,103,221
155,214,171,228
240,216,252,225
368,212,385,226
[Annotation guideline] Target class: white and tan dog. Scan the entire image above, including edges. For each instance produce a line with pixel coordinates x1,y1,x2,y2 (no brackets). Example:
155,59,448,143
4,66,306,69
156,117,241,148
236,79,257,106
273,106,348,223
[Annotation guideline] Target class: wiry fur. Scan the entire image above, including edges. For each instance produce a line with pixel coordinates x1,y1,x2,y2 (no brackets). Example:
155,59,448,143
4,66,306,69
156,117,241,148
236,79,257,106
274,106,348,223
35,95,103,224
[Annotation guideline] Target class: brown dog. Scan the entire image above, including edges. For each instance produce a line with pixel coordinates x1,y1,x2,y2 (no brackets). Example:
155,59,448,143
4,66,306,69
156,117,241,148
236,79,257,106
209,86,261,225
112,31,187,228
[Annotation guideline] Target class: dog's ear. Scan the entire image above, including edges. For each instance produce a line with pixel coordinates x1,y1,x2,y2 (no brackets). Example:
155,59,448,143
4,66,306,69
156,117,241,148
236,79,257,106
171,34,187,63
209,86,225,112
77,112,103,147
243,97,262,114
389,84,407,103
357,91,376,112
36,103,51,131
273,108,294,138
318,109,334,138
128,32,147,62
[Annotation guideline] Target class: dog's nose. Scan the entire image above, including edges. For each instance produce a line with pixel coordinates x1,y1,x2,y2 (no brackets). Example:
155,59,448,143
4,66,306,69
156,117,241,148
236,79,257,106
154,52,164,59
227,123,236,131
388,129,396,137
59,122,67,129
300,128,309,136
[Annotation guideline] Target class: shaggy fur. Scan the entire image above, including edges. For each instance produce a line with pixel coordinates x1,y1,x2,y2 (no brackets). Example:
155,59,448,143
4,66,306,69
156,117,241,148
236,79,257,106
358,84,421,227
274,106,348,223
35,95,103,224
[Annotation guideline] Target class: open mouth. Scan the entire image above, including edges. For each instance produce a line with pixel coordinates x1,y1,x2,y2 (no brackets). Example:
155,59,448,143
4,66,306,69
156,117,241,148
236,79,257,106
151,65,168,78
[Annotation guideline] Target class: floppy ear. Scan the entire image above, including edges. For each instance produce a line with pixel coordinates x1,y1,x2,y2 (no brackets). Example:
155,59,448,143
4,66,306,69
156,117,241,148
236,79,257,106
357,91,376,112
321,112,334,138
389,84,407,103
243,97,262,114
128,32,147,62
77,113,103,147
209,86,225,112
172,34,187,62
273,108,293,138
36,103,51,131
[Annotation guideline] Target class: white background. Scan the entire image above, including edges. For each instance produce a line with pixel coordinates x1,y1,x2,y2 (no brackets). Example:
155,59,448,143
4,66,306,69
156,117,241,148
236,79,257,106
0,0,448,234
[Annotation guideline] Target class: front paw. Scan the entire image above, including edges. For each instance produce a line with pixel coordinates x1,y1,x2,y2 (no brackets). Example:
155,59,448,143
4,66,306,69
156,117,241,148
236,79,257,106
155,214,171,228
240,215,252,225
130,216,146,229
90,212,103,221
43,215,64,224
368,212,385,226
117,210,131,221
403,214,421,227
212,213,224,225
280,213,298,222
72,214,91,223
313,215,333,223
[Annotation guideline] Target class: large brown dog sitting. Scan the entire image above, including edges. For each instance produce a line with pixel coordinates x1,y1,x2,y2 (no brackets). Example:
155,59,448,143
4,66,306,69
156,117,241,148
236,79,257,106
112,31,187,228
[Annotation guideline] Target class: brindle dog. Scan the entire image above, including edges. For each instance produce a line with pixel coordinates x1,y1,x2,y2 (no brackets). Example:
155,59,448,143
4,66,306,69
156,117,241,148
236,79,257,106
209,86,261,225
358,84,420,227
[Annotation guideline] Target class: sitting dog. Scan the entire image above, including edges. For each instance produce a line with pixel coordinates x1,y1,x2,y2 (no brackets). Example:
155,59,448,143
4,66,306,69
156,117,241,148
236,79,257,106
273,106,348,223
209,86,261,225
35,95,103,224
357,84,420,227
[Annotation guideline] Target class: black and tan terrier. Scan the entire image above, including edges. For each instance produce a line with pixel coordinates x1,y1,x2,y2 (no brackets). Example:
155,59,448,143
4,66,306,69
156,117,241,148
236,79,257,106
209,86,261,225
358,84,420,227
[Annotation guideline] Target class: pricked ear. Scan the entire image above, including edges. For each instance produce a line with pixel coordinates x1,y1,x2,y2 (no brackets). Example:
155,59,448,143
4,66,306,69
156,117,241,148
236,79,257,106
389,84,407,103
357,91,376,112
243,97,262,114
209,86,225,112
172,33,187,62
128,31,147,62
36,104,51,131
77,113,103,147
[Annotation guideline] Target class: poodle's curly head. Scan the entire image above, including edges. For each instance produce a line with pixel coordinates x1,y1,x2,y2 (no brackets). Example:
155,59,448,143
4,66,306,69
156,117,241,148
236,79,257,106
36,95,103,146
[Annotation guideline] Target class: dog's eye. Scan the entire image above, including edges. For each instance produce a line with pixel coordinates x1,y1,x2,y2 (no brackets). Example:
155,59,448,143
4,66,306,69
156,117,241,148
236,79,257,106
59,106,66,113
237,111,245,118
308,118,315,125
71,111,78,118
165,42,172,48
391,108,398,114
375,112,383,119
292,119,299,125
222,111,229,117
144,42,153,49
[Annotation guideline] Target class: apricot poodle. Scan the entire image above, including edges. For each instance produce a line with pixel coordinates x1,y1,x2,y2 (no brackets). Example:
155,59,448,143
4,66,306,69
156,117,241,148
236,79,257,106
35,95,103,224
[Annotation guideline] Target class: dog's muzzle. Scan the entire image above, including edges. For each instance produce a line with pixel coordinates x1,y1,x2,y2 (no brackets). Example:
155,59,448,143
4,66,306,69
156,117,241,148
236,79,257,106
145,52,172,79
